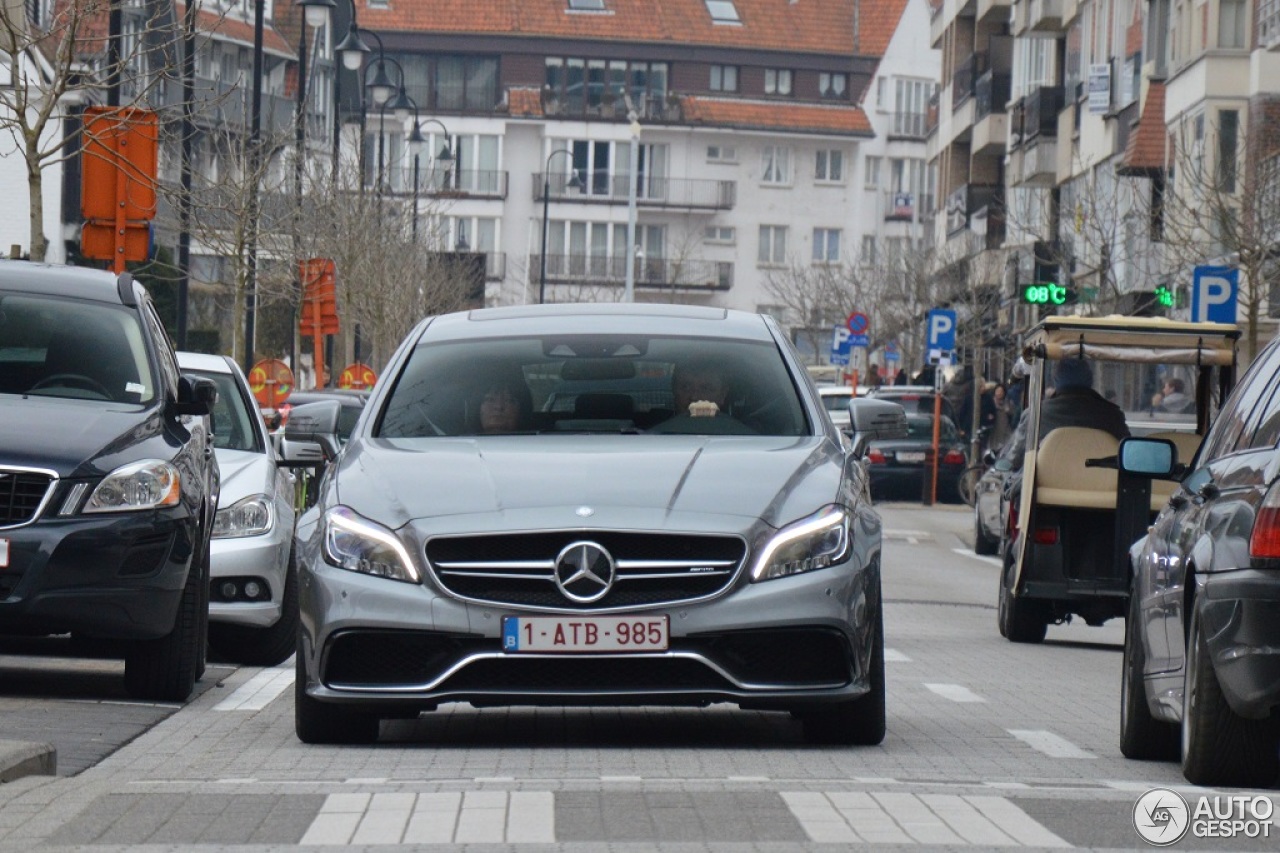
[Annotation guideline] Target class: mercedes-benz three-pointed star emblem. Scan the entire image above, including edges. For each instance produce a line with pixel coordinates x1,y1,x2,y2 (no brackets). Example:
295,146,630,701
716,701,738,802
554,540,616,603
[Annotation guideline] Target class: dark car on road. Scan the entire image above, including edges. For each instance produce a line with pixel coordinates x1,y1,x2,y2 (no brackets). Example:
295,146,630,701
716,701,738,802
285,303,887,746
1121,334,1280,788
865,412,967,503
0,262,218,701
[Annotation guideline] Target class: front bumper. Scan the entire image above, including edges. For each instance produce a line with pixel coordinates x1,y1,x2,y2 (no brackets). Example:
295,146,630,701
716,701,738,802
207,521,292,628
1199,569,1280,720
298,551,878,713
0,509,198,640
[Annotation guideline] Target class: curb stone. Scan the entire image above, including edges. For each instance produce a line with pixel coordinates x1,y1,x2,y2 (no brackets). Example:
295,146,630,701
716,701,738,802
0,739,55,782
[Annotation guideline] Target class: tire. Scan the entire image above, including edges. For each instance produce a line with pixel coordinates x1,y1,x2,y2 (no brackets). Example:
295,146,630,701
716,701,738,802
801,603,886,746
124,538,207,702
1180,605,1280,787
998,549,1047,644
294,637,380,744
973,510,999,556
1120,589,1179,760
958,466,983,507
208,546,300,667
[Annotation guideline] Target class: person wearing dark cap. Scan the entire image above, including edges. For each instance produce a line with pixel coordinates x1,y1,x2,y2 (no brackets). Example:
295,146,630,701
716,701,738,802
1037,357,1129,441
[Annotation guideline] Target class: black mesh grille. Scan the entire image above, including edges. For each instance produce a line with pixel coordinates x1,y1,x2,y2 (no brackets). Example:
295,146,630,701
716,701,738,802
324,630,483,686
699,629,852,685
443,656,734,693
426,531,746,610
0,471,53,526
118,532,174,577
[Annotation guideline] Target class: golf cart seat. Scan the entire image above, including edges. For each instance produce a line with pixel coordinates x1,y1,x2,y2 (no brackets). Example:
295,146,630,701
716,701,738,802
1145,431,1202,512
1035,427,1120,509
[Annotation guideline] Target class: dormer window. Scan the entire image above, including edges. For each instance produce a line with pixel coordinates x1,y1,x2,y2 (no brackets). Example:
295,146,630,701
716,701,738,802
706,0,741,24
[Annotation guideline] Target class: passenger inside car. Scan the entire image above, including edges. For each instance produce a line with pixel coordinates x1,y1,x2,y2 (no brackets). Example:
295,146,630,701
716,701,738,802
475,372,534,434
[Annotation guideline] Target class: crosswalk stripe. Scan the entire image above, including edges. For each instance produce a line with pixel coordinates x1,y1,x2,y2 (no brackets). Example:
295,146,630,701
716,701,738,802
1008,729,1096,759
301,790,556,844
212,665,294,711
884,648,913,662
952,546,1001,566
783,791,1065,846
924,682,986,703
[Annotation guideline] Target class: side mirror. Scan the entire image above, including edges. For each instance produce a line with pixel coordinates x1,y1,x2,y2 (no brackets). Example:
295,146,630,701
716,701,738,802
281,399,342,465
982,448,997,466
1118,437,1178,478
173,374,217,416
848,398,909,441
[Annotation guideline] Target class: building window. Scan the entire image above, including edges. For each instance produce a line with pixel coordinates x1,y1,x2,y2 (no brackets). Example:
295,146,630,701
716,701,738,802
706,144,738,162
545,57,668,115
861,236,877,265
819,72,848,99
1219,0,1246,47
761,146,791,184
764,68,793,96
758,225,788,265
864,156,881,189
705,226,736,243
815,149,844,182
892,78,932,137
1217,109,1238,192
813,228,841,264
390,53,499,113
706,0,741,23
567,0,606,9
710,64,738,92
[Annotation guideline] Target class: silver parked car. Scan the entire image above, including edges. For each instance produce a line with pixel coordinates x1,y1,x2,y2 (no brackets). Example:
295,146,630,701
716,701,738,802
285,304,888,745
177,352,298,666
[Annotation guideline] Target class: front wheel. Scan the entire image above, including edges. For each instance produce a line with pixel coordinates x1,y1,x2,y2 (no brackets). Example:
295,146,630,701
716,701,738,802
973,509,999,556
800,604,886,746
124,540,207,702
294,637,380,745
957,466,983,507
1119,589,1178,760
1180,605,1279,786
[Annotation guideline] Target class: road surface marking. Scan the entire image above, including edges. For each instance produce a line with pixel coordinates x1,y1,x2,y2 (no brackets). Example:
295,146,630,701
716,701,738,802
783,792,1062,845
884,648,913,662
301,791,555,844
212,665,294,711
952,547,1001,566
1008,729,1096,759
924,683,986,703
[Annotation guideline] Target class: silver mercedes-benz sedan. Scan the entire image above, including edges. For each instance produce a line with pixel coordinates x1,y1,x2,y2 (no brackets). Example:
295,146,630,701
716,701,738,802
285,304,887,745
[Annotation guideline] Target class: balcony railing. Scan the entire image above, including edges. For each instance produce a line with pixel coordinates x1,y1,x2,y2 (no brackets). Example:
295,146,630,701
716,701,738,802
381,168,509,199
531,254,733,290
542,91,681,123
944,184,1002,238
926,90,940,136
192,75,296,135
1023,86,1064,140
890,112,929,139
952,52,987,109
534,171,736,210
974,69,1012,121
1262,0,1280,48
883,190,935,222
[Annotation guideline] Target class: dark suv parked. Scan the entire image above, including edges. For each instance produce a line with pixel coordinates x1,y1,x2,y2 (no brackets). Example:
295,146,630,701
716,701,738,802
0,262,218,701
1121,334,1280,787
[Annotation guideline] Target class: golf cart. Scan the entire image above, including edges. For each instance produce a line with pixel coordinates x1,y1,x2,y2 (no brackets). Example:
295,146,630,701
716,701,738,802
997,315,1240,643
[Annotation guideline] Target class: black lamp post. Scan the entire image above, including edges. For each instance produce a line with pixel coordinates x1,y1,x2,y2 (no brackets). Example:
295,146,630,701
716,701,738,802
539,148,580,304
332,14,371,184
364,55,404,196
410,116,453,242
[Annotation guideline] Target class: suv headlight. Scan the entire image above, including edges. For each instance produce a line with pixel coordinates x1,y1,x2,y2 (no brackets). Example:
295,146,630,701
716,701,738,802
750,507,851,582
213,494,273,538
83,460,181,513
322,506,420,583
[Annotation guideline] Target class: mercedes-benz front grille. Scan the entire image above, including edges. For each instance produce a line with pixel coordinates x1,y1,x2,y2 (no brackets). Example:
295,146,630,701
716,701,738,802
0,468,55,528
426,531,747,611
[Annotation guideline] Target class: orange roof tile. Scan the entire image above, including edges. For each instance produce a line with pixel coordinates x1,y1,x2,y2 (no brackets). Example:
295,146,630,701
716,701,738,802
358,0,907,57
681,94,872,135
1118,81,1167,175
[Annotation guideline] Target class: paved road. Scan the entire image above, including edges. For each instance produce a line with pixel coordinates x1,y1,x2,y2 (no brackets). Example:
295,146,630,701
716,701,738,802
0,502,1275,850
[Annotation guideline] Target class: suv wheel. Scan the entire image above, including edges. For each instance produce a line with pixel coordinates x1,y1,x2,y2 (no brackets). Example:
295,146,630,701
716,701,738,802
1181,605,1280,786
1119,589,1178,760
294,637,380,744
124,538,207,702
998,550,1047,644
208,546,300,667
800,604,886,746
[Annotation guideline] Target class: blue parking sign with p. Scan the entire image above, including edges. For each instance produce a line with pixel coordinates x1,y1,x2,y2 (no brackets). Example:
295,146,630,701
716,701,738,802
927,309,956,351
1192,266,1238,324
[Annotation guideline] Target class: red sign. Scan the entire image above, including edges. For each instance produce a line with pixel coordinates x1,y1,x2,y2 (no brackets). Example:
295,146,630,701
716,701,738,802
846,311,870,335
338,363,377,390
248,358,294,409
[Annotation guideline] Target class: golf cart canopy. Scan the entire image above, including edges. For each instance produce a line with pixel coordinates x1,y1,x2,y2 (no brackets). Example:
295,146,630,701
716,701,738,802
1025,316,1240,367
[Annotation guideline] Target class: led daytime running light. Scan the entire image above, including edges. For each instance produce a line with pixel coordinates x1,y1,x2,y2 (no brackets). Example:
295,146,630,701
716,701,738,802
323,507,421,583
750,508,850,581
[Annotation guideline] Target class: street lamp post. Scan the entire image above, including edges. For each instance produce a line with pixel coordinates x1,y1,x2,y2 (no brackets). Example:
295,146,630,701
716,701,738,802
539,148,578,304
623,110,641,303
242,0,266,375
410,116,453,242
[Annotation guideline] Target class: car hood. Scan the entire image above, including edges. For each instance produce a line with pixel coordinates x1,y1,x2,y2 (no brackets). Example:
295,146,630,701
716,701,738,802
212,448,274,507
334,435,843,530
0,396,165,477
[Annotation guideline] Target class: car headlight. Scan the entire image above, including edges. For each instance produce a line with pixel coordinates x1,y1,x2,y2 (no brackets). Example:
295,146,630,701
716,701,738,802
322,506,420,583
750,507,851,582
83,460,181,514
213,494,273,538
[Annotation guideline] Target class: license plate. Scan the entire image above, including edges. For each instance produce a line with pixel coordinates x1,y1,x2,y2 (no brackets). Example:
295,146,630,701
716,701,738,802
897,451,926,463
0,538,7,568
502,615,669,653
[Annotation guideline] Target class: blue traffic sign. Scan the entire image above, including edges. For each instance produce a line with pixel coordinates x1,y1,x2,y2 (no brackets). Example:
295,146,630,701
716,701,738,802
1191,266,1238,323
831,325,852,364
884,341,900,362
927,309,957,351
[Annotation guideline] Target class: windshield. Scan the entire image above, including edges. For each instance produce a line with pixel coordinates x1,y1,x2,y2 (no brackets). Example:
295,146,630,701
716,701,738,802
378,334,810,437
192,369,261,452
0,293,155,403
821,392,852,413
906,414,957,441
1046,358,1206,434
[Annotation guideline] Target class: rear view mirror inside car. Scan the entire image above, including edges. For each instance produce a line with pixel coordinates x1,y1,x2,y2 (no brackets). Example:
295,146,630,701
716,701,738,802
1118,437,1177,477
